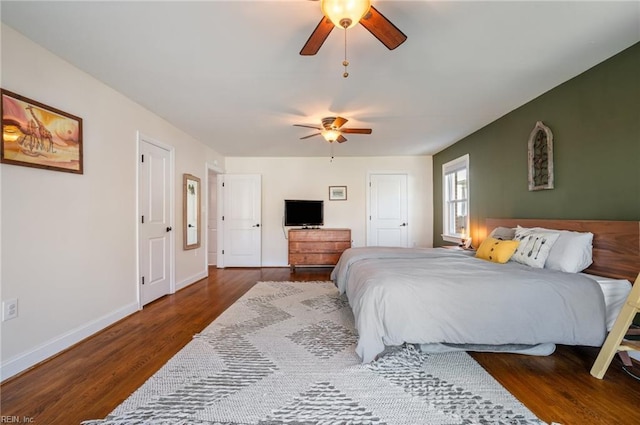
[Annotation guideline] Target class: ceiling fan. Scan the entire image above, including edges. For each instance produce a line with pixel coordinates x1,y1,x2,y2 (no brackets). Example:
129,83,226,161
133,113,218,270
294,116,372,143
300,0,407,56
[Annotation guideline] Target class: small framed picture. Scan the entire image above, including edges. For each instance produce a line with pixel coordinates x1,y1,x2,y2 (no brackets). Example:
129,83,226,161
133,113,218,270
329,186,347,201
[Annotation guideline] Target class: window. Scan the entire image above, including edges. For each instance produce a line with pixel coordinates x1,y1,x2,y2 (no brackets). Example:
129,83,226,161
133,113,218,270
442,154,469,243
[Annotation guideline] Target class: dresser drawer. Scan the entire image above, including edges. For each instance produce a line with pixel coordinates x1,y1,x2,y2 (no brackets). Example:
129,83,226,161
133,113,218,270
289,229,351,242
289,253,343,266
288,241,351,253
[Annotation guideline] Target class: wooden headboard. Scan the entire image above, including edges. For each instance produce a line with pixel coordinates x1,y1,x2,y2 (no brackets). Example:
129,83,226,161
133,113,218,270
485,219,640,283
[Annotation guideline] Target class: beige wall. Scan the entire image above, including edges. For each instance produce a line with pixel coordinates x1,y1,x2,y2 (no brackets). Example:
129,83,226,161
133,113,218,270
0,24,433,381
0,24,221,380
225,156,434,266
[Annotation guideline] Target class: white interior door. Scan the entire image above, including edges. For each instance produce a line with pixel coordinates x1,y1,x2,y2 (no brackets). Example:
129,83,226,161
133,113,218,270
139,138,173,305
368,173,409,247
221,174,262,267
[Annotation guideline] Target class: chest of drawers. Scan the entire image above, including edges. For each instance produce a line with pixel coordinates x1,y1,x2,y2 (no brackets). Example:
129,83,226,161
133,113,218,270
288,228,351,271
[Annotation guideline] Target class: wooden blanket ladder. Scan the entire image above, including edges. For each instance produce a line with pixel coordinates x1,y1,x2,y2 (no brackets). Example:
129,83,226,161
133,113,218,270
591,273,640,379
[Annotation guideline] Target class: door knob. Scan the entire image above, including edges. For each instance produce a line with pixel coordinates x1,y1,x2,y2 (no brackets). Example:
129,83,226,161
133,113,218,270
400,223,407,227
252,223,260,227
166,227,172,232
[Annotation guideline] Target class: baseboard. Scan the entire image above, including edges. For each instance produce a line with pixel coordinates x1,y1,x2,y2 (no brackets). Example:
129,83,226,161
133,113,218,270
0,302,139,382
260,261,290,268
175,269,208,292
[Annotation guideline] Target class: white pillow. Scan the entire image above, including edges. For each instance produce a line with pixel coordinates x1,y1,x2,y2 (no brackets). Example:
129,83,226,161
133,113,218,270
516,225,593,273
512,230,560,268
545,230,593,273
488,226,516,240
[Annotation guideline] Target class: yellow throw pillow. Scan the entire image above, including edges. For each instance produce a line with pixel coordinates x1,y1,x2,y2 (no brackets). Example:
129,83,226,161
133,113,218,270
475,237,520,264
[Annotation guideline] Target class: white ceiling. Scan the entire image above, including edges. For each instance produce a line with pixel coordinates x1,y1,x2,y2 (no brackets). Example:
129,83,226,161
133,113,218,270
2,1,639,157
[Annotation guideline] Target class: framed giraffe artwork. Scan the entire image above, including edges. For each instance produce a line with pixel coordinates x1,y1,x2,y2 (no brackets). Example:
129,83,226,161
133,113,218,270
1,89,83,174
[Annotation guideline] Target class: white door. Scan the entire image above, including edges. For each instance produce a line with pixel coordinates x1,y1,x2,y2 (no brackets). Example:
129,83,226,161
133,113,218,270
368,173,409,247
139,139,173,305
221,174,262,267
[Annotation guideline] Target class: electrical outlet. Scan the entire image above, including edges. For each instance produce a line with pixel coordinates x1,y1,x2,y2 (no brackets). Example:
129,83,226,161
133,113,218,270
2,298,18,321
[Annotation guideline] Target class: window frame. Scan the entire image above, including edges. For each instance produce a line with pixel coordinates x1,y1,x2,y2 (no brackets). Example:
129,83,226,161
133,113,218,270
441,154,470,244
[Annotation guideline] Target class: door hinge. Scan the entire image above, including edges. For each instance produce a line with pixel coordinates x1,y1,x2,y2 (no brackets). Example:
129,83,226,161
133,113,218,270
222,215,225,221
141,154,144,163
141,276,145,285
141,215,145,224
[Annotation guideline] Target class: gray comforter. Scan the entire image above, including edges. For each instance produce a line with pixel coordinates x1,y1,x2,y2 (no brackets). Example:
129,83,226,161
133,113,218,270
331,247,607,363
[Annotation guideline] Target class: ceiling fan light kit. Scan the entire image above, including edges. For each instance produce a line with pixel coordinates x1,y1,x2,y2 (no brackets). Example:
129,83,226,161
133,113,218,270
322,129,342,143
321,0,371,29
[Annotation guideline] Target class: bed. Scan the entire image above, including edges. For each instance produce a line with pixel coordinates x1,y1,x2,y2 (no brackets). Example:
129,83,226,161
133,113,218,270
331,219,640,363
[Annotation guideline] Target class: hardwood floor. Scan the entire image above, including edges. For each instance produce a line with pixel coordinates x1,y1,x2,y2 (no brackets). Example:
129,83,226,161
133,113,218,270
1,267,639,424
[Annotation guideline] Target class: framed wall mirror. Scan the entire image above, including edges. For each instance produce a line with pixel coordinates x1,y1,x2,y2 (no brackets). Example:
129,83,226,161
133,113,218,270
183,173,201,250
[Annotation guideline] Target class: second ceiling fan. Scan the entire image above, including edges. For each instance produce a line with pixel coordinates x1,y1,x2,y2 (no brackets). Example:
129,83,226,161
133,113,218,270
300,0,407,56
294,116,372,143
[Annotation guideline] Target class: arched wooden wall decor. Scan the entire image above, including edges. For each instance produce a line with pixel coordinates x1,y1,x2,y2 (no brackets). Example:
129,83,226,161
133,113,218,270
528,121,554,191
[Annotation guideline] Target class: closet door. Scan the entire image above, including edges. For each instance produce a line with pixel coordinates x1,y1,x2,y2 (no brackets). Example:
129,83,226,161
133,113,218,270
220,174,262,267
139,138,173,305
368,173,408,247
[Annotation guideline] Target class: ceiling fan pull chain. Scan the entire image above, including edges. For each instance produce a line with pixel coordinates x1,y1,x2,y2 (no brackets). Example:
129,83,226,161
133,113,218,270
343,26,349,78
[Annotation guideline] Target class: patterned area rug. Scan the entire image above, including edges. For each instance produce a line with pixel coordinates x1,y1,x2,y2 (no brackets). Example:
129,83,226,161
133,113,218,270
84,281,546,425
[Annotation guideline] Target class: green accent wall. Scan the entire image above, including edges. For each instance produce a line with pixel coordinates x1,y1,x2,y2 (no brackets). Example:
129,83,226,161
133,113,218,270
433,42,640,246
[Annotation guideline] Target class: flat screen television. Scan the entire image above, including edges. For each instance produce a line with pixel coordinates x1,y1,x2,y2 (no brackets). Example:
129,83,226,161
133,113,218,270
284,199,324,227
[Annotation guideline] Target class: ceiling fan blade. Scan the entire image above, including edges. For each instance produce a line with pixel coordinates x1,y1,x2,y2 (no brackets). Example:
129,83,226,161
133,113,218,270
294,124,322,130
300,132,322,140
300,17,334,56
360,5,407,50
341,128,372,134
332,116,348,129
336,135,348,143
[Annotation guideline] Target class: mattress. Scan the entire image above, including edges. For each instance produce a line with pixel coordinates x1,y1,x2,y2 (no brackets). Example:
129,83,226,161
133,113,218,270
580,273,632,331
